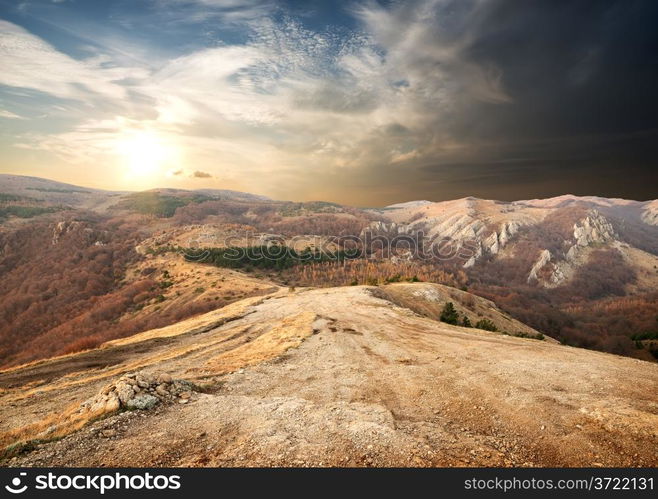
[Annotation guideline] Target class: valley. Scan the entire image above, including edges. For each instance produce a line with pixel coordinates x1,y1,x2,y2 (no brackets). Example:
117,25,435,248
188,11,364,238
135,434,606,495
1,174,656,365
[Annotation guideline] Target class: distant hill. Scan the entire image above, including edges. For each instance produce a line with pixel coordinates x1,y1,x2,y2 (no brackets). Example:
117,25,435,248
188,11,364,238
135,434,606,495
381,195,658,359
0,174,270,213
0,174,124,211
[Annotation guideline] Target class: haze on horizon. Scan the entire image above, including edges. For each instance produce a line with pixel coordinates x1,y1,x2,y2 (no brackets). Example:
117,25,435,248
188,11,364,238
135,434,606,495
1,0,657,206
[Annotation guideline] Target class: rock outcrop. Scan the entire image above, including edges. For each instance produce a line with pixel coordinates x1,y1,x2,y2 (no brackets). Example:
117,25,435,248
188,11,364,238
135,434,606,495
565,210,616,264
527,211,618,287
571,210,616,250
641,202,658,226
79,371,197,415
527,249,552,283
51,220,107,246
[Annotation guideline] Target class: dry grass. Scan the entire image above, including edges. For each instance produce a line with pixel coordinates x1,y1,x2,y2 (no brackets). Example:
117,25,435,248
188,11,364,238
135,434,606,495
0,253,279,375
0,294,316,454
104,292,276,348
201,311,317,374
0,403,112,460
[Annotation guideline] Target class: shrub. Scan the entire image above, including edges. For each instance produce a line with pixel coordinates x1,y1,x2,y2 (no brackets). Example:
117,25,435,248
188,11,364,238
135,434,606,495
631,331,658,341
440,302,459,325
475,319,498,332
0,205,61,219
183,245,360,271
114,192,212,218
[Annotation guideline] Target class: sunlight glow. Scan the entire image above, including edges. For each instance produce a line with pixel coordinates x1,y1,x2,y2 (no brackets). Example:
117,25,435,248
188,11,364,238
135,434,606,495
115,130,176,183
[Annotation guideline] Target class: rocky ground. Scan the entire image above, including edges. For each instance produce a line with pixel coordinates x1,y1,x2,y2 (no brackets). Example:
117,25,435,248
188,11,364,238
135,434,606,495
1,283,657,467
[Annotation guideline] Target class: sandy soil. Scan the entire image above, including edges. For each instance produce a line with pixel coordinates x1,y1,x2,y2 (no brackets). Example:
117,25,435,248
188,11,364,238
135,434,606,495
2,283,657,467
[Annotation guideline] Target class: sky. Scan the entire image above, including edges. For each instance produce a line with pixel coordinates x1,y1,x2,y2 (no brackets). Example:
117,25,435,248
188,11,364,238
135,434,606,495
0,0,657,206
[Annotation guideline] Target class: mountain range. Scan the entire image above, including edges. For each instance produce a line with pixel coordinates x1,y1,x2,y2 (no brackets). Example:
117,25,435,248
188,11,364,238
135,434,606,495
1,174,657,467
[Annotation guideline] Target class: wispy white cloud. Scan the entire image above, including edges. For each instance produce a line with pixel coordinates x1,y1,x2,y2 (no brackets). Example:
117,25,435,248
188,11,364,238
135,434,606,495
154,0,276,23
0,20,148,102
2,0,513,199
0,109,25,119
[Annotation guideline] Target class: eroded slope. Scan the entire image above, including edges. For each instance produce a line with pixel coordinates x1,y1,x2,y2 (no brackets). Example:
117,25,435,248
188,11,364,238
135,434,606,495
1,283,657,467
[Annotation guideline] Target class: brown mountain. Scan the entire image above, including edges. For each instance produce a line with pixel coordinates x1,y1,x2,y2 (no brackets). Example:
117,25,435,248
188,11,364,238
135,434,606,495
1,175,656,369
377,195,658,359
1,175,657,467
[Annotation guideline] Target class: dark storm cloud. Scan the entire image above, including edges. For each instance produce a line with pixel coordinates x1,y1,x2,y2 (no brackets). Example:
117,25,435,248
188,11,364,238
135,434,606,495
461,0,658,137
419,129,658,201
417,0,658,200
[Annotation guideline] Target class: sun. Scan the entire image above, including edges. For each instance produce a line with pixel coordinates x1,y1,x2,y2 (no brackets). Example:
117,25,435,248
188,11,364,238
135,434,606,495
116,130,172,181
